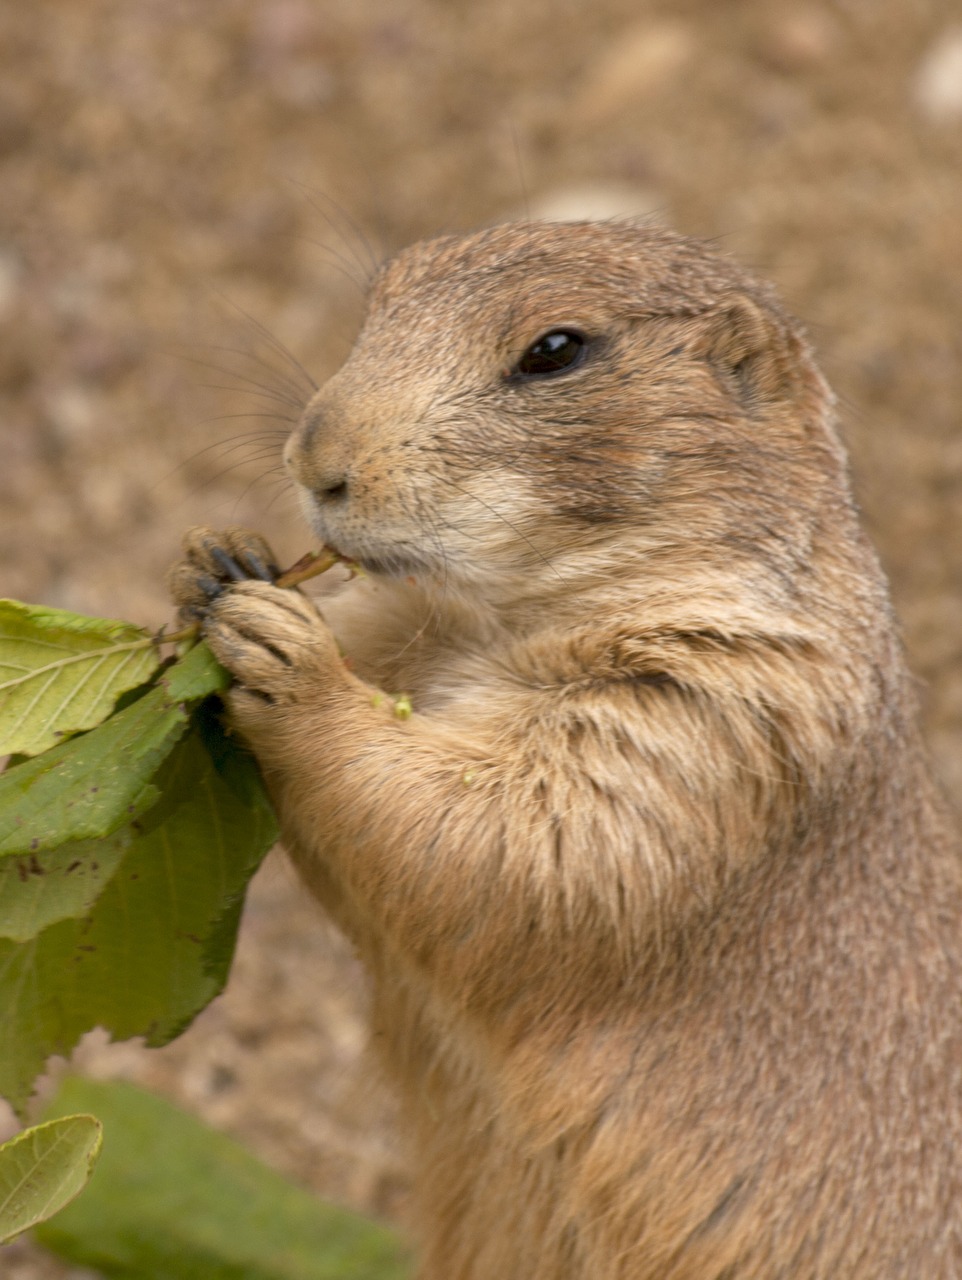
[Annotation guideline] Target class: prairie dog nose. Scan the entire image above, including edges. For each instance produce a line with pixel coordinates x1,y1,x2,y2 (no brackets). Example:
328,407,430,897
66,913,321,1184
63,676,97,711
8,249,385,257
285,411,350,501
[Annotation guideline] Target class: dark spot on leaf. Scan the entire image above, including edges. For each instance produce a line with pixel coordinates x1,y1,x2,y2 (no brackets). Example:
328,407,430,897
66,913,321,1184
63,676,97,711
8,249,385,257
28,855,43,876
66,861,82,873
90,862,99,872
78,945,96,953
90,786,99,793
30,837,39,851
16,860,28,883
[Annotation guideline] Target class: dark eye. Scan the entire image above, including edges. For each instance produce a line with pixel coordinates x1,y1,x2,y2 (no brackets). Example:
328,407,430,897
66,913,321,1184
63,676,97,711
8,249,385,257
513,330,587,379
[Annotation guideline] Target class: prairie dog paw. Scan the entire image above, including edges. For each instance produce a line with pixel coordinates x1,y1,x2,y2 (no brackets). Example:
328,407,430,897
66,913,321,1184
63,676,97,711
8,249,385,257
166,526,280,624
167,527,339,704
204,580,338,703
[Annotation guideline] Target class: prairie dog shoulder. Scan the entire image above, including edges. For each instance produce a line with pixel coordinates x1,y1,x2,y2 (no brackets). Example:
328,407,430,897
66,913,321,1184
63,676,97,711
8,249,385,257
171,220,962,1279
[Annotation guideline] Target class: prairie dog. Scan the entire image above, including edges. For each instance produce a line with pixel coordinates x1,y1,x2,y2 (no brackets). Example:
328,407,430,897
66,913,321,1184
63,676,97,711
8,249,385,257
168,221,962,1278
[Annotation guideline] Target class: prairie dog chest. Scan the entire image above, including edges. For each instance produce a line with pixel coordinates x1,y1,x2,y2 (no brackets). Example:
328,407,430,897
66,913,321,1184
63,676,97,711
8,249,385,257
316,574,510,712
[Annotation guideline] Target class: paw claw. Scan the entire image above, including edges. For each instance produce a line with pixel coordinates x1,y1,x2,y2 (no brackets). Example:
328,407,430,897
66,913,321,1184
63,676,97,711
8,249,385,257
209,547,249,582
196,573,226,601
241,551,278,583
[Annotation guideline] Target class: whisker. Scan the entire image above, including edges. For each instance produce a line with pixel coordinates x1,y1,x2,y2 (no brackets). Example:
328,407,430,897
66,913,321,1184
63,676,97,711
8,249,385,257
510,121,531,222
286,177,381,281
158,429,286,473
261,478,298,516
433,472,569,588
359,167,391,271
196,382,303,411
185,413,295,430
163,348,307,410
195,341,312,404
203,287,319,396
415,499,453,643
202,442,287,468
230,466,292,516
200,454,288,487
297,234,370,298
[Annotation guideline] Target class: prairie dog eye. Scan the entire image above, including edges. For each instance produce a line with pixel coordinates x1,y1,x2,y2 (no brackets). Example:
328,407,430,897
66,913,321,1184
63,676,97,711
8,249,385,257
513,329,587,379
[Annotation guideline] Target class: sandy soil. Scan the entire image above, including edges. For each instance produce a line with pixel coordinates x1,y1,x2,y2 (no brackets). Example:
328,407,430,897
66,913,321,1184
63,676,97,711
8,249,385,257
2,1,961,1274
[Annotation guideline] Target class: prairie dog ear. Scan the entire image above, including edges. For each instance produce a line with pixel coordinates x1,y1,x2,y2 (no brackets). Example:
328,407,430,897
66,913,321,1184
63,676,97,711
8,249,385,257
694,294,797,407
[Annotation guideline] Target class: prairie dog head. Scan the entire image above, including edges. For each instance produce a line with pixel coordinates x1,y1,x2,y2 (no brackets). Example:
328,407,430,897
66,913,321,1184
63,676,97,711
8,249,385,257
285,221,845,613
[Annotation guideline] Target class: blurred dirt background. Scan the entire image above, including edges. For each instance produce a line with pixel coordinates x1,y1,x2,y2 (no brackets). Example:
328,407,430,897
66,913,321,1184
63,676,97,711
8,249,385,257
2,0,961,1274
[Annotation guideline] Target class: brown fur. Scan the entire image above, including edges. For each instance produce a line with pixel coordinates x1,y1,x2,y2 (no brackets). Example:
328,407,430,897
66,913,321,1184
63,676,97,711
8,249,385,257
168,221,962,1278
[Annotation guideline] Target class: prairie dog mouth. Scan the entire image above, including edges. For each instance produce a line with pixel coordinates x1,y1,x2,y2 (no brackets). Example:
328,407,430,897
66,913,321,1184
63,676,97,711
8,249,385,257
349,549,431,579
293,487,431,580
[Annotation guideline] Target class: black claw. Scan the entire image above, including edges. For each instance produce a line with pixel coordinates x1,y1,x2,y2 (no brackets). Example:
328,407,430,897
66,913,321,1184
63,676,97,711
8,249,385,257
210,547,248,582
242,552,278,583
197,573,226,601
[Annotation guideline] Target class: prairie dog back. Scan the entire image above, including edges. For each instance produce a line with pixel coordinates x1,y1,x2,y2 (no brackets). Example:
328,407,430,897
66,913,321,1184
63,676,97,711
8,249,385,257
169,220,962,1278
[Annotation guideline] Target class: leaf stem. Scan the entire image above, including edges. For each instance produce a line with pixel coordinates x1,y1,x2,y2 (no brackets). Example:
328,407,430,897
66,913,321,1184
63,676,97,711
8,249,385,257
151,624,201,647
274,549,344,589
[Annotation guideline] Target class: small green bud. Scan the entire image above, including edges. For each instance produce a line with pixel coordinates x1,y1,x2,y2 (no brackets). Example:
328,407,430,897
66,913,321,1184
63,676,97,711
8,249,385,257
393,693,413,720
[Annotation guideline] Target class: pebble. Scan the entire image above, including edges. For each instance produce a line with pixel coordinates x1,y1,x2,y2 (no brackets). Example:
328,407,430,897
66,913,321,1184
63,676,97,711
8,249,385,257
523,183,664,225
914,27,962,123
576,21,693,124
44,386,98,442
756,9,838,73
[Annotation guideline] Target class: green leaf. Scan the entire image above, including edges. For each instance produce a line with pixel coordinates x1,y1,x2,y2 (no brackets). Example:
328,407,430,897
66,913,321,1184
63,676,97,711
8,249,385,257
0,712,278,1113
160,639,229,702
0,1113,102,1244
38,1079,408,1280
0,600,163,757
0,829,132,942
0,642,228,859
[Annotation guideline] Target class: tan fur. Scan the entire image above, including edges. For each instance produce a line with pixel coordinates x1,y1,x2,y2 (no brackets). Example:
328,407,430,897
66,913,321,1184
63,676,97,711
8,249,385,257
169,221,962,1278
